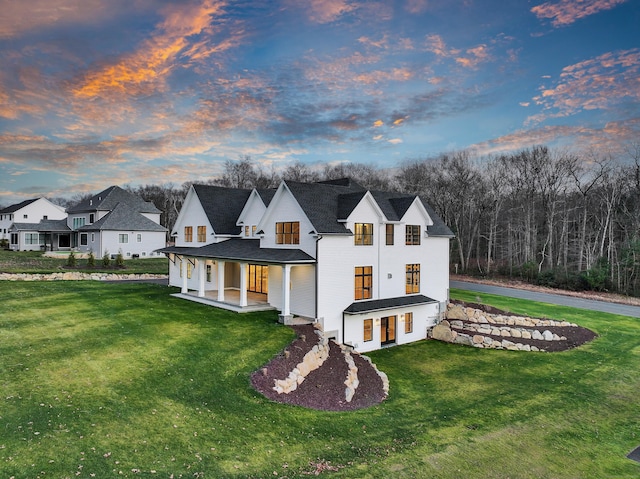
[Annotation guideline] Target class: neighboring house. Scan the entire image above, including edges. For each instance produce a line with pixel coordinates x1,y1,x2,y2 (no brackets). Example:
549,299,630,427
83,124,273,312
160,178,453,353
0,198,69,251
66,186,167,258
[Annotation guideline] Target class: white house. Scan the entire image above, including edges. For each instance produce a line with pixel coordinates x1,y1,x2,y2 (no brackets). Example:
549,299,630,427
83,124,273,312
160,178,453,352
66,186,167,259
1,198,69,251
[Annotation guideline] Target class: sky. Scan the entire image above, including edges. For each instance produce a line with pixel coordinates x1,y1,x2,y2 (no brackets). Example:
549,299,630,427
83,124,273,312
1,0,639,204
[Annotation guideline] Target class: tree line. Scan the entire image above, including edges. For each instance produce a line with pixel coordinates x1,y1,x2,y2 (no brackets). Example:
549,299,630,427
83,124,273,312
45,145,640,297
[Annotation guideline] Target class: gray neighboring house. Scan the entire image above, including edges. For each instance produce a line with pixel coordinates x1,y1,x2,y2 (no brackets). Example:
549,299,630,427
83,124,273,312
66,185,167,259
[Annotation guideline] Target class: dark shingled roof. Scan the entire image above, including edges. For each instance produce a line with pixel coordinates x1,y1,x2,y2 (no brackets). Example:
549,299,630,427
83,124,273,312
0,198,39,214
10,219,70,232
67,186,161,214
79,203,166,232
344,294,438,314
158,239,314,264
419,197,455,237
193,185,253,235
285,180,366,234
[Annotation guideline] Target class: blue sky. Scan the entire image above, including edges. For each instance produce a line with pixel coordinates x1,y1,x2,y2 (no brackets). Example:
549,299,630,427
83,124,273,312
1,0,639,204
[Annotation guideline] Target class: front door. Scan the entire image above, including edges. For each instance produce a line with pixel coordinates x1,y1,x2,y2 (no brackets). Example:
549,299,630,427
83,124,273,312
248,264,268,294
381,315,396,345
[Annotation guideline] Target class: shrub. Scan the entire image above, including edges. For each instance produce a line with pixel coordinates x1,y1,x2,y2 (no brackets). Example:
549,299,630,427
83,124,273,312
102,251,111,268
66,251,77,268
87,250,95,268
116,250,125,267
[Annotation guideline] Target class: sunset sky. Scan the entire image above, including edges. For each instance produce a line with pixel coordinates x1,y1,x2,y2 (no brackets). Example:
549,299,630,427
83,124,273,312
1,0,639,204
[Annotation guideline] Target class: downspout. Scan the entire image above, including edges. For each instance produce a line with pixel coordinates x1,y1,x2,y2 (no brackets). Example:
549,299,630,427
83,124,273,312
314,234,322,322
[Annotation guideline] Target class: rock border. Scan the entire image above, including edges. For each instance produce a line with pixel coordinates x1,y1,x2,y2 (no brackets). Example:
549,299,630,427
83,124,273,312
0,272,168,281
428,301,596,352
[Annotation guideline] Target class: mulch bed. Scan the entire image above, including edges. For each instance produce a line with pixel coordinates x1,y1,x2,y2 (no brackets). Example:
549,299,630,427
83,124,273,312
250,325,387,411
451,300,597,352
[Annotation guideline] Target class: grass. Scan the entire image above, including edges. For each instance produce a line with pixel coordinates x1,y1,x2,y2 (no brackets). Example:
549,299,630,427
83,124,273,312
0,249,168,274
0,282,639,478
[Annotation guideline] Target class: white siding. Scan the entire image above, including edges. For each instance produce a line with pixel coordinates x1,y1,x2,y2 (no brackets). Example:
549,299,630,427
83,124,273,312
173,188,215,246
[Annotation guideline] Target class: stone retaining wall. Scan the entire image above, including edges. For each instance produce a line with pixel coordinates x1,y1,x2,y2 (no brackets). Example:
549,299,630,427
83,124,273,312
428,302,580,352
0,272,168,282
273,328,329,394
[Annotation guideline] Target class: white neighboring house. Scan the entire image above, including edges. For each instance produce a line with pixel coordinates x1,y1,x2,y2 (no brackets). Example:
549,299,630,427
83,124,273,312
66,186,167,259
1,198,69,251
160,178,453,353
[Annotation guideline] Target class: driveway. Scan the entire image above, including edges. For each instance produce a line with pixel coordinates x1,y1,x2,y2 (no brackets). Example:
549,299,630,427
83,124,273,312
451,280,640,318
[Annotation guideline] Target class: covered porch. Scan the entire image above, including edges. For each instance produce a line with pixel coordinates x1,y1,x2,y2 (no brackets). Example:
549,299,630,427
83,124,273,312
161,239,316,321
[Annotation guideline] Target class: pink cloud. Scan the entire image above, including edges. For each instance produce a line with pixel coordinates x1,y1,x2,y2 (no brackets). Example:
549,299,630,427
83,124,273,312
531,0,628,27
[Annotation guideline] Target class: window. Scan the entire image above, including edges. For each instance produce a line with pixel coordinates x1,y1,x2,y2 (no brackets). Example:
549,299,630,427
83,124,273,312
184,226,193,242
354,223,373,245
91,233,95,242
252,225,257,236
23,214,28,219
406,225,421,245
406,264,420,294
386,224,394,245
25,233,45,245
43,215,48,220
363,319,373,342
137,234,142,242
248,264,269,294
10,233,18,245
80,234,88,246
245,225,250,237
206,264,212,282
73,217,85,230
276,221,300,244
187,262,192,279
405,312,413,333
89,214,95,223
119,234,129,244
197,226,206,242
355,266,373,300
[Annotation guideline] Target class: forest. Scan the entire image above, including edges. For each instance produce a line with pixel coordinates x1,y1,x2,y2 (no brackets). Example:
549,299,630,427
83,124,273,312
46,143,640,297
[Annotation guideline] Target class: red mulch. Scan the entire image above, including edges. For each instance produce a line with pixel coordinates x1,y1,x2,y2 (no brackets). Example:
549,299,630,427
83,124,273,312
250,325,387,411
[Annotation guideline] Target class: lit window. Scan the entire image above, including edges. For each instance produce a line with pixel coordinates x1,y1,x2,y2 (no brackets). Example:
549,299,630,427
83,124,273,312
354,223,373,245
252,225,257,236
364,319,373,342
184,226,193,242
405,312,413,333
197,226,206,242
406,264,420,294
386,224,394,245
355,266,373,300
405,225,421,245
187,262,192,279
245,225,250,237
276,222,300,244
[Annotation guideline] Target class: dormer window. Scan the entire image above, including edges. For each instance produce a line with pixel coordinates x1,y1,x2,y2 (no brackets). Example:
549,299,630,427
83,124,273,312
354,223,373,245
276,221,299,244
89,214,94,223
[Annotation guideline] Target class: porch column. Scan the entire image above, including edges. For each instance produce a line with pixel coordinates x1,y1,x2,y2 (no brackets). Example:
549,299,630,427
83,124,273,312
217,261,225,301
197,259,205,297
281,264,292,317
239,262,248,307
180,257,188,294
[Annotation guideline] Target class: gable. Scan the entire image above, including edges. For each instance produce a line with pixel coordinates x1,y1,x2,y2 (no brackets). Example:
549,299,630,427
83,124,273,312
193,184,252,236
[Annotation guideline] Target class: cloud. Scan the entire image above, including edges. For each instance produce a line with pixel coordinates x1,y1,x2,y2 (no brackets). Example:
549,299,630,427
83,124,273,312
425,34,460,58
531,48,640,121
405,0,430,14
72,0,230,99
531,0,628,27
456,44,490,69
425,34,491,69
303,0,358,24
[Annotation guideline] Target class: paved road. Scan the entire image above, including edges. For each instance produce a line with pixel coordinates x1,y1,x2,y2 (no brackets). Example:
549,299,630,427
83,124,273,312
451,280,640,318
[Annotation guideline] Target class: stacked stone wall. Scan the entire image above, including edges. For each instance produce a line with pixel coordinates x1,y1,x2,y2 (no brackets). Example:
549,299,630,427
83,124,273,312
0,272,167,281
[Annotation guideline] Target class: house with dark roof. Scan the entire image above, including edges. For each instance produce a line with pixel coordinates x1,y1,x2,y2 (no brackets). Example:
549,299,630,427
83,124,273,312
161,178,453,353
67,186,167,258
1,198,69,251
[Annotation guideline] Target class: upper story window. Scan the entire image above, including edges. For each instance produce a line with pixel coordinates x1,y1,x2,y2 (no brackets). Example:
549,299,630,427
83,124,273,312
43,215,48,220
73,217,85,230
354,266,373,300
276,221,299,244
252,225,257,236
89,214,95,223
184,226,193,242
197,226,206,242
244,226,250,237
23,214,28,219
385,224,394,245
406,263,420,294
405,225,421,245
119,234,129,244
354,223,373,245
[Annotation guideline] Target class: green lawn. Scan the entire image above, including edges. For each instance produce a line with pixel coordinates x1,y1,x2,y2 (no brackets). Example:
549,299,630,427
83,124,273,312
0,249,168,274
1,282,638,478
